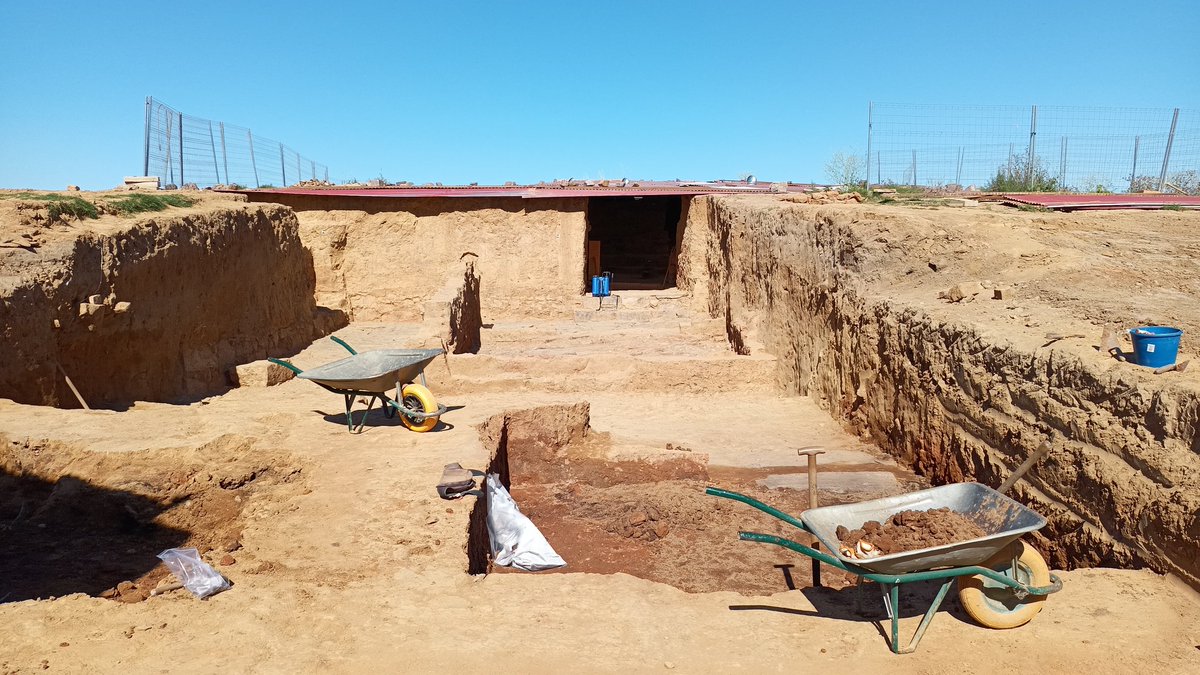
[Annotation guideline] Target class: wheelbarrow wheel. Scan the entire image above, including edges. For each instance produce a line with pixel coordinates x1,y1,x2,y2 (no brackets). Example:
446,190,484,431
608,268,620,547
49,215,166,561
957,540,1051,629
399,383,439,433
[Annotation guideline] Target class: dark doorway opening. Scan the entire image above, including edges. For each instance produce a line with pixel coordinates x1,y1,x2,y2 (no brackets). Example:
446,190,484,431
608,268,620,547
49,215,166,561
586,196,683,290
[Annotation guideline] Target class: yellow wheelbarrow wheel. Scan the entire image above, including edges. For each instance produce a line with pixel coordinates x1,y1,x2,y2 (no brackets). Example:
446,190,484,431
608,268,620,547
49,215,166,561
957,540,1051,629
399,384,440,432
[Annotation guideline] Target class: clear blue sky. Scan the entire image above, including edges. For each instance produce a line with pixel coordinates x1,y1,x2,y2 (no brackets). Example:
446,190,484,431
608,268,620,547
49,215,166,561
2,0,1197,189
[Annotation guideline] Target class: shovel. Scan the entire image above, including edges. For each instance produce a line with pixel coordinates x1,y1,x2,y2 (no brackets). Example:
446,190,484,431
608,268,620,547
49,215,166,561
1101,328,1127,362
997,441,1053,495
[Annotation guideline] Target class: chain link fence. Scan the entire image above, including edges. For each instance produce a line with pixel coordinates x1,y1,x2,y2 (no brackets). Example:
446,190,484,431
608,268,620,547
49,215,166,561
865,103,1199,193
143,96,329,189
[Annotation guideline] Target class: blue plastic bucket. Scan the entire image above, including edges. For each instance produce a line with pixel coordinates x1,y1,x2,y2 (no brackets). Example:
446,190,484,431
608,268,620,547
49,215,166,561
1129,326,1183,368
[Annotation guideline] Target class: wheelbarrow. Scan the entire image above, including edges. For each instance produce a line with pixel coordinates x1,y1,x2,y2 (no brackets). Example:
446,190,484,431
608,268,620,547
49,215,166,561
269,336,448,433
706,482,1063,654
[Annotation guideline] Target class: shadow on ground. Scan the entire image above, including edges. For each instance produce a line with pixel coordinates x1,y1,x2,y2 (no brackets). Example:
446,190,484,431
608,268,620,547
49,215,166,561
729,579,980,648
0,468,189,602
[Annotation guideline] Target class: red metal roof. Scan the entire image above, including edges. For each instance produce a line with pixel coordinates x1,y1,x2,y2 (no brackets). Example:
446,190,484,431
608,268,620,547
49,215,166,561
999,193,1200,210
225,180,814,200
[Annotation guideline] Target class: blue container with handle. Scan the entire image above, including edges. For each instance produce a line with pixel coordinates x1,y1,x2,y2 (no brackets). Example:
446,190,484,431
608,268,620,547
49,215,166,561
1129,326,1183,368
591,272,612,298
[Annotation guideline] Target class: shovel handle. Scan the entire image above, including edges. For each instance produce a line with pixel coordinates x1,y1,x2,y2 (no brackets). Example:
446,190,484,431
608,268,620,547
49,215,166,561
998,441,1053,495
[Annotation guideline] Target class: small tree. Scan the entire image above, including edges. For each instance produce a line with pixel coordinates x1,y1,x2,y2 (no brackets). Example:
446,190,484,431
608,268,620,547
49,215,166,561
984,150,1059,192
824,151,864,187
1129,175,1159,193
1168,169,1199,195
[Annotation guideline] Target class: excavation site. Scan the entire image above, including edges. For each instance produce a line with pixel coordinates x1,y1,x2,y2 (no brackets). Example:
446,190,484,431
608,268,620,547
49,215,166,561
1,187,1199,672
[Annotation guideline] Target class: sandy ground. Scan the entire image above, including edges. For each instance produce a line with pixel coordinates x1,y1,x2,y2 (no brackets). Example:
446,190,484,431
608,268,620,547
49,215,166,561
2,315,1199,673
3,197,1200,671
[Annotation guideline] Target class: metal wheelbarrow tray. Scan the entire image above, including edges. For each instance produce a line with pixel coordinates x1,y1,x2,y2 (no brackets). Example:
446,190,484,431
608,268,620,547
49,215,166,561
706,482,1063,654
270,336,448,433
802,482,1046,575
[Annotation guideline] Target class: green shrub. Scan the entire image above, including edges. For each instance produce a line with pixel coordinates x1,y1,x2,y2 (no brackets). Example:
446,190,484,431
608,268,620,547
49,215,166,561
108,193,196,215
46,197,99,220
984,151,1060,192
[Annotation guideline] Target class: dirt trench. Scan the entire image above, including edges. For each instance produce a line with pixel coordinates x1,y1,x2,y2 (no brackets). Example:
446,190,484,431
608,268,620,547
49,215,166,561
677,196,1200,589
0,199,340,408
466,403,874,594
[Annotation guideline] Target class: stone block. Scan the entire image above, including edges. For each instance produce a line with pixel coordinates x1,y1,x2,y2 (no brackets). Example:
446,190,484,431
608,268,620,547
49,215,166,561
231,359,296,388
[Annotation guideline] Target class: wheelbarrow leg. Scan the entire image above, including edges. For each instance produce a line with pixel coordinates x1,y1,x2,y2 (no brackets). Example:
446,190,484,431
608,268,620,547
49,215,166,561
343,394,355,433
343,393,379,433
880,580,954,655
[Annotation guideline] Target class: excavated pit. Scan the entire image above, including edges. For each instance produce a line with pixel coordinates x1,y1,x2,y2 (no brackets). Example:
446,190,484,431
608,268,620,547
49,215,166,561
465,403,897,594
677,195,1200,590
4,188,1198,603
0,434,305,603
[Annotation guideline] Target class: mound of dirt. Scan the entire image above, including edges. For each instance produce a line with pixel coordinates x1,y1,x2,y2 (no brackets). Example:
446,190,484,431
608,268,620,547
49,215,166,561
835,507,986,556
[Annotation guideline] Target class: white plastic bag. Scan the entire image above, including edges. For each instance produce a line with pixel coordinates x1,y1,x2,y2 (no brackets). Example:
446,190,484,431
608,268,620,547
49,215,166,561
485,474,566,571
157,547,231,599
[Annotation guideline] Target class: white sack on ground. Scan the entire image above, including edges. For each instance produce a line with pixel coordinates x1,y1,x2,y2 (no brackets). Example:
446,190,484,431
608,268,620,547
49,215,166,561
485,473,566,571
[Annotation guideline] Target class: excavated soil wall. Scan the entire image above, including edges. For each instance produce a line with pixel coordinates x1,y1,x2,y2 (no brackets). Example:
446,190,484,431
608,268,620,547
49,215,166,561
678,195,1200,590
0,204,322,407
247,195,588,322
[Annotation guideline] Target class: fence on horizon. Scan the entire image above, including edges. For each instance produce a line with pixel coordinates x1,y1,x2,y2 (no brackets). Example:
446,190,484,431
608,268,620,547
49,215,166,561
142,97,329,189
865,103,1199,193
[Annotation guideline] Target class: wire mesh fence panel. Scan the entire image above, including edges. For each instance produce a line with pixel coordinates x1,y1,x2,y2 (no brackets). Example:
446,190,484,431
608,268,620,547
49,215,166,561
866,103,1199,193
143,97,329,189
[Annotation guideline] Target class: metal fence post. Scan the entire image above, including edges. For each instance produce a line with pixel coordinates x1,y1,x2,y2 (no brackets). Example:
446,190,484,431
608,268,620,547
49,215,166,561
219,123,229,186
865,102,873,188
911,149,917,187
165,111,173,185
280,143,286,186
1059,136,1067,188
208,121,220,184
325,167,329,183
876,151,880,185
248,130,259,188
143,97,152,177
1129,136,1140,193
1157,108,1180,191
296,151,301,184
1027,105,1037,187
955,146,963,187
178,112,184,186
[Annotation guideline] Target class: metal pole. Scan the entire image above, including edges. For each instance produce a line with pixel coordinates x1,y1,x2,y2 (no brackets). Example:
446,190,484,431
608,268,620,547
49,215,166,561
911,149,917,188
877,151,880,184
1027,105,1037,188
865,102,873,189
280,143,286,186
247,130,259,187
296,150,301,184
208,121,220,185
1130,136,1140,193
955,146,963,187
178,112,184,186
219,122,229,186
164,110,173,184
311,160,316,181
324,167,329,183
1059,136,1067,187
1157,108,1180,191
142,96,152,177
